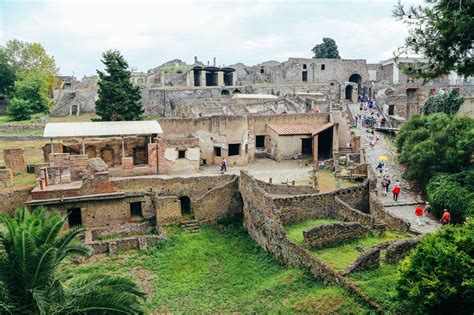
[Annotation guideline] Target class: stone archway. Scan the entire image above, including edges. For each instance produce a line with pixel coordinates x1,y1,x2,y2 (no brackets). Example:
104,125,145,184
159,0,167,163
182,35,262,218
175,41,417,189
349,73,362,94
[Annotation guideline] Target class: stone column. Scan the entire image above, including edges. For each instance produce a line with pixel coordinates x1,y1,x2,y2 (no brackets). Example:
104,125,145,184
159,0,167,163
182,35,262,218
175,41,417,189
200,71,207,87
312,135,319,163
217,71,224,86
187,70,194,87
232,72,237,86
147,143,158,174
332,124,339,155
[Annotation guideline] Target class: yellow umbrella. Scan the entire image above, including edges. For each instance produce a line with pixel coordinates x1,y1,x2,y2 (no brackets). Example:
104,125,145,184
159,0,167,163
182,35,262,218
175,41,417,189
378,156,389,161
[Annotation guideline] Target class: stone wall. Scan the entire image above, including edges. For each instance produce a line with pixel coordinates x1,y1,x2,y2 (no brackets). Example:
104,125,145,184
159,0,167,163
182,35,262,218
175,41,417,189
193,176,242,223
155,195,181,224
0,188,32,214
254,177,315,195
384,236,421,264
0,169,13,188
4,148,27,174
369,192,410,231
342,242,393,275
157,137,200,174
111,174,233,200
302,222,369,249
333,197,379,229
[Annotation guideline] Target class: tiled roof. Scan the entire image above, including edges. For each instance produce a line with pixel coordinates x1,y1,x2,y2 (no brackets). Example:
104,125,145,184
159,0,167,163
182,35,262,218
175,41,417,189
266,122,334,136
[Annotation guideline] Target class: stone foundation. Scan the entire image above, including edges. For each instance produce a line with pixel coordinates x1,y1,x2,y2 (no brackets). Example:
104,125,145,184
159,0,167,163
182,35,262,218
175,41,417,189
4,148,27,175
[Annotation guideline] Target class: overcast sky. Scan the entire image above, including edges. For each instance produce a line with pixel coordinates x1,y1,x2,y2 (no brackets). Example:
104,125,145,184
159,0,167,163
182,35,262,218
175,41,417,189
0,0,421,78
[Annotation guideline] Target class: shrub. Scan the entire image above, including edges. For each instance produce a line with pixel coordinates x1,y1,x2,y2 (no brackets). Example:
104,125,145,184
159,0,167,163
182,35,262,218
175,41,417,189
396,221,474,314
427,171,474,223
7,97,33,121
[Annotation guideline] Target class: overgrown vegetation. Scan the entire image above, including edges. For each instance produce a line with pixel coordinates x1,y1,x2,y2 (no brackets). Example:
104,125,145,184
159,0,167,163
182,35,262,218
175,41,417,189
397,113,473,222
0,208,145,314
65,224,371,313
161,65,188,74
311,37,340,59
422,90,464,115
310,231,408,271
396,221,474,314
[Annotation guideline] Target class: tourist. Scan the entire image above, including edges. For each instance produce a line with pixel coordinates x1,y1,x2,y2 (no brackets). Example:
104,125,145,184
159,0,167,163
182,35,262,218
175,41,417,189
384,176,391,196
220,159,227,173
392,182,400,201
376,162,384,171
440,209,451,226
415,204,423,226
424,202,432,223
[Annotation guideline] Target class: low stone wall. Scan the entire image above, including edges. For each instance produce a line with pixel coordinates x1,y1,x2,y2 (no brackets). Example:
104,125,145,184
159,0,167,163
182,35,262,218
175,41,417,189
384,236,421,264
302,222,369,249
87,234,166,255
334,197,380,230
193,176,242,223
239,171,381,311
0,188,33,214
255,177,316,195
369,192,410,231
341,242,393,275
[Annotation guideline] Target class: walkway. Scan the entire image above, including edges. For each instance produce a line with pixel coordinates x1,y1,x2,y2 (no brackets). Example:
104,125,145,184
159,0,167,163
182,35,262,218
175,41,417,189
347,104,441,234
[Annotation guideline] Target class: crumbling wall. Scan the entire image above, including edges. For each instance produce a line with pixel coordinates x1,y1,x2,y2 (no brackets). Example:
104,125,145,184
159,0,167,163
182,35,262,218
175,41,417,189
0,188,32,214
384,236,421,264
302,222,369,249
0,169,13,188
254,177,315,195
369,192,410,231
193,176,242,223
154,195,181,224
4,148,27,174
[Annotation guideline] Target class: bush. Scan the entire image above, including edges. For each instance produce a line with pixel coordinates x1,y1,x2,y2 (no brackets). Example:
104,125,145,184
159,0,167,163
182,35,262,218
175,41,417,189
422,90,464,115
7,97,33,121
396,221,474,314
397,113,474,188
427,171,474,223
13,71,50,114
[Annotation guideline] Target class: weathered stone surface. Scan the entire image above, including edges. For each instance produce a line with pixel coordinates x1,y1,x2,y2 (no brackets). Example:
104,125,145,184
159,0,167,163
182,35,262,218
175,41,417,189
0,169,13,188
384,236,421,264
341,242,393,275
4,148,27,175
122,157,134,169
86,157,108,176
302,222,369,249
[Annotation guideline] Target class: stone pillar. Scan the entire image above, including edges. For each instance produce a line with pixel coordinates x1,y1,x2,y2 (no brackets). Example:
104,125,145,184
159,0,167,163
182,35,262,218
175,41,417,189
232,72,237,86
122,157,134,169
312,135,319,163
43,143,63,162
4,148,27,175
147,143,158,174
200,71,207,87
70,155,88,181
187,70,194,87
0,169,13,187
352,135,361,153
160,71,165,86
332,124,339,155
217,71,224,86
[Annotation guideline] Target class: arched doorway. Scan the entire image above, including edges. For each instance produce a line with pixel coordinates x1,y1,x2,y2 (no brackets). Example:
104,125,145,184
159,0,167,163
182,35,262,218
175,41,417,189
345,85,353,100
349,73,362,95
179,196,192,218
221,90,230,96
232,89,242,94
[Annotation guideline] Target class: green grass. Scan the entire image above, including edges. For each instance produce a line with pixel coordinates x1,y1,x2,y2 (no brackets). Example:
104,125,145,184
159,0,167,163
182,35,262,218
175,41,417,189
348,263,401,312
310,231,408,271
64,224,372,313
95,229,156,241
161,65,188,74
285,218,343,245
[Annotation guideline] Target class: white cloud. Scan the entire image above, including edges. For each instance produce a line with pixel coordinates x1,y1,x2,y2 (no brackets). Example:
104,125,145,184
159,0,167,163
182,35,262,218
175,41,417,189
1,0,415,76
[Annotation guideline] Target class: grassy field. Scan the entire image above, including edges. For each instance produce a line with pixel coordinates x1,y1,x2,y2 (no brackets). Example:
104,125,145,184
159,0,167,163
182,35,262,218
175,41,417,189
63,224,372,313
349,263,400,312
0,140,47,167
285,218,344,245
310,231,408,271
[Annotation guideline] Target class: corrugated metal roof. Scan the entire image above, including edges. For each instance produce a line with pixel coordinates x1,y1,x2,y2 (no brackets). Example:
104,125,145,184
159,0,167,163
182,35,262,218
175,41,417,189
266,123,334,136
43,120,163,138
232,94,278,100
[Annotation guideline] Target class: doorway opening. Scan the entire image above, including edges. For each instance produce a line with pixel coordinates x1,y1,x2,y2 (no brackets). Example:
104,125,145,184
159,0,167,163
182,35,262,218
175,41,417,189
255,135,265,148
228,143,240,156
130,202,143,218
67,208,82,227
301,138,313,156
345,85,353,100
317,127,333,160
388,105,395,115
180,196,192,218
302,71,308,82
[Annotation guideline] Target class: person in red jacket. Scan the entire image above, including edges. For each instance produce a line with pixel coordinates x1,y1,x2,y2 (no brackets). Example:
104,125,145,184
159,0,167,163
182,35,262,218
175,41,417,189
415,205,423,226
440,209,451,226
392,184,400,201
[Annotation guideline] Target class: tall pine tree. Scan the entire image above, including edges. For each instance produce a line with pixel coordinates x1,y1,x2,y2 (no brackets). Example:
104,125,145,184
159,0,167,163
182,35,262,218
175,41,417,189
95,50,143,121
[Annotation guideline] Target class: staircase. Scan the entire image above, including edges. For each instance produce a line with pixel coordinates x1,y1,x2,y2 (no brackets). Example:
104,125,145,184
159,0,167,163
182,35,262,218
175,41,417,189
180,220,201,234
339,147,353,154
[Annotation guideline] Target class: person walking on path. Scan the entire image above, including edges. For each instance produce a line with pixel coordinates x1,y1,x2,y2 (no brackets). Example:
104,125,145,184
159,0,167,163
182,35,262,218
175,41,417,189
440,209,451,226
424,202,432,223
392,182,400,201
415,204,424,226
384,176,391,196
220,158,227,173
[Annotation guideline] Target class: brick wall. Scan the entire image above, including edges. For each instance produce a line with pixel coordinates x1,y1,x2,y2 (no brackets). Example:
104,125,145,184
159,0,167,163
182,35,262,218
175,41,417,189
4,148,27,174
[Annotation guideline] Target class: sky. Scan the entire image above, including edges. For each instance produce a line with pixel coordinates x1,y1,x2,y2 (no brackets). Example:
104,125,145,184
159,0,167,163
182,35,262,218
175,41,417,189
0,0,422,78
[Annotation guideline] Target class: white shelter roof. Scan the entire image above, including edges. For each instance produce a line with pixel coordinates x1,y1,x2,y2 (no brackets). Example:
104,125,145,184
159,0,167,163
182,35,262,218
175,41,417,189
43,120,163,138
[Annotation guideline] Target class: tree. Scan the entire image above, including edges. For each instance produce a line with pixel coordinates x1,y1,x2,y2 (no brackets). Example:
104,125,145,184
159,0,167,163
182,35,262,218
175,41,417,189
423,90,464,115
312,38,341,59
397,113,474,188
0,50,16,95
0,207,145,314
393,0,474,80
13,72,51,114
1,39,59,91
426,171,474,223
7,98,34,121
396,221,474,314
95,50,143,121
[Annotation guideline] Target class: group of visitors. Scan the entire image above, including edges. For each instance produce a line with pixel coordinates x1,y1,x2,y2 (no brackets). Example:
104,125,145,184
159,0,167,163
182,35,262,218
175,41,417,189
415,203,451,227
355,99,386,129
376,162,401,200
